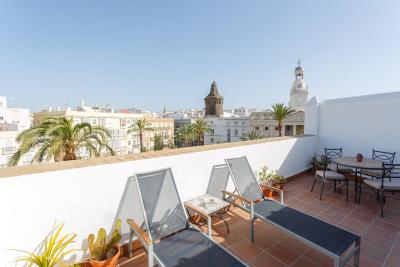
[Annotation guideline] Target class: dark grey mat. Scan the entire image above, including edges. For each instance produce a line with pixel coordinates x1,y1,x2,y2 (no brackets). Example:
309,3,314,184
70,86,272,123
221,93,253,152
154,228,246,267
252,199,360,256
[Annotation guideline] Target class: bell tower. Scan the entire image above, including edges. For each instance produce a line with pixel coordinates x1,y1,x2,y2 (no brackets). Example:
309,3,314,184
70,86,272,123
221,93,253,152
289,59,309,112
204,80,224,117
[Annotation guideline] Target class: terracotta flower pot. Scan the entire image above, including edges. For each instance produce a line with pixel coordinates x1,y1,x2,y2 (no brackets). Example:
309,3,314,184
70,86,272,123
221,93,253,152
356,153,363,162
272,183,284,196
260,184,273,198
89,245,121,267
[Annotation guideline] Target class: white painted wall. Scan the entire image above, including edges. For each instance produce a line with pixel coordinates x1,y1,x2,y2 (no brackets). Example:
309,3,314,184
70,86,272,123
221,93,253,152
0,136,315,265
306,91,400,159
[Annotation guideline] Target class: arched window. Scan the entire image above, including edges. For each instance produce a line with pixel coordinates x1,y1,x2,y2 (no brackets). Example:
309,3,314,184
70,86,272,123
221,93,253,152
255,126,259,130
265,126,269,131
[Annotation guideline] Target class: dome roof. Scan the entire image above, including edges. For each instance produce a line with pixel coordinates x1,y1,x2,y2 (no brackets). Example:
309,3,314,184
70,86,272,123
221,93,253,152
295,66,304,74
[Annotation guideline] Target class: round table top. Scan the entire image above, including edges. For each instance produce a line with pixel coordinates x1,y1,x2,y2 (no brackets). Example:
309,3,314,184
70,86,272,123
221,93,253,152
331,157,383,170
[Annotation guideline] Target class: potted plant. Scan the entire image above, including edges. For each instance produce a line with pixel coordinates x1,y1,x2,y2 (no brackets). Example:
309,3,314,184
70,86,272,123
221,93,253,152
88,219,122,267
14,223,77,267
269,171,286,196
257,167,286,197
257,166,274,197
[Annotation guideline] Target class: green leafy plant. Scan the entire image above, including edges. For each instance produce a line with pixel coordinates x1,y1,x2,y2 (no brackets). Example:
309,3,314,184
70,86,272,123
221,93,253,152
153,134,164,151
88,219,122,261
257,166,286,186
271,171,286,184
14,223,77,267
257,166,272,185
167,137,175,149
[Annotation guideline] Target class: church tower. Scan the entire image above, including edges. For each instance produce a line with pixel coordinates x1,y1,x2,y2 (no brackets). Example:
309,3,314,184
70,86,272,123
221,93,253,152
289,60,309,112
204,80,224,117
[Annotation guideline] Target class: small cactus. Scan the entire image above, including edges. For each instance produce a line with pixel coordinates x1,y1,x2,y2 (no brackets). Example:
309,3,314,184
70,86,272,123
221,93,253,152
88,219,122,261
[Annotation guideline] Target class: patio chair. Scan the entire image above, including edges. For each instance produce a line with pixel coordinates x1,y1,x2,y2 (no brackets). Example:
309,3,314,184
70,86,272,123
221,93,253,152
311,154,349,201
324,147,353,173
127,168,247,267
206,164,231,200
361,163,400,216
223,156,361,267
361,149,396,179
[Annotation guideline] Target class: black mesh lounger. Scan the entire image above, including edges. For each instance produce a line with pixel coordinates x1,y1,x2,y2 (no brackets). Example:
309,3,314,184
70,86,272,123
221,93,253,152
223,156,361,267
154,228,244,267
127,168,247,267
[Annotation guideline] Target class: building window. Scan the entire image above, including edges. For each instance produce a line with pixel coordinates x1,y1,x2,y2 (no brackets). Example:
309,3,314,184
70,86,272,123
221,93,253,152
234,129,239,136
265,126,269,131
255,126,259,130
210,129,214,135
234,121,238,125
211,138,214,144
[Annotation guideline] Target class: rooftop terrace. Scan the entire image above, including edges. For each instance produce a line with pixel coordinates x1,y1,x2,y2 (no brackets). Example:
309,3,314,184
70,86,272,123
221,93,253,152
2,91,400,266
118,173,400,267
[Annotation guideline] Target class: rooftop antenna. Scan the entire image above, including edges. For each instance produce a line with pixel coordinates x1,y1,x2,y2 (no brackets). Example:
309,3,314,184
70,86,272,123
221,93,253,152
297,57,302,67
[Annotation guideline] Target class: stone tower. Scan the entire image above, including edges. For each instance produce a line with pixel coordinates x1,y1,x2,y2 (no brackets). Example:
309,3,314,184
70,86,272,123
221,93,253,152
204,80,224,117
289,60,309,112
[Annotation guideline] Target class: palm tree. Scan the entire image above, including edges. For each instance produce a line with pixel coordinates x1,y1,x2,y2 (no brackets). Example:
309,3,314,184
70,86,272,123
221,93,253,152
241,130,261,141
176,124,194,147
192,118,211,146
127,119,153,152
8,117,114,166
268,103,295,137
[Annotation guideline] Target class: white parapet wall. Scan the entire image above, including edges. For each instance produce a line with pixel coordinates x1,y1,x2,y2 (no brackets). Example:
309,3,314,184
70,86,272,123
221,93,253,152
0,136,316,265
305,91,400,158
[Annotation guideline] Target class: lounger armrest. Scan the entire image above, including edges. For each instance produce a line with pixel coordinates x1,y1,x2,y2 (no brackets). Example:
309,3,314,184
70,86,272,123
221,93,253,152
184,203,209,219
222,190,253,204
259,184,284,204
127,219,152,246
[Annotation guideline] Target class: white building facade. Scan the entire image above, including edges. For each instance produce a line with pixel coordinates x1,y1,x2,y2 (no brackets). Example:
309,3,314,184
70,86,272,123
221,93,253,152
250,111,305,137
0,96,33,167
204,116,251,144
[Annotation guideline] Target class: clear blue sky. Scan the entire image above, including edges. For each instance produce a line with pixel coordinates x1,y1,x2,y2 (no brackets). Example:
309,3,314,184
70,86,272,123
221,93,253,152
1,1,400,112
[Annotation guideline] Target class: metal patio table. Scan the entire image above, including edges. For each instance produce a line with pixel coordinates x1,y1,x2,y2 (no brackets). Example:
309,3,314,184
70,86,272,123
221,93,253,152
331,157,384,202
184,194,231,237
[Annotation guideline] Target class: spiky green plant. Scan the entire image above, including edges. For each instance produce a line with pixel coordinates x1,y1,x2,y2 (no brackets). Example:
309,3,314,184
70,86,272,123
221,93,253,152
241,130,261,141
13,223,77,267
88,219,122,261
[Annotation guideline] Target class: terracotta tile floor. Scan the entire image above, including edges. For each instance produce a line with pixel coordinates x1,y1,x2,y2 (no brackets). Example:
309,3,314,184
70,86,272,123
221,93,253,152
120,173,400,267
